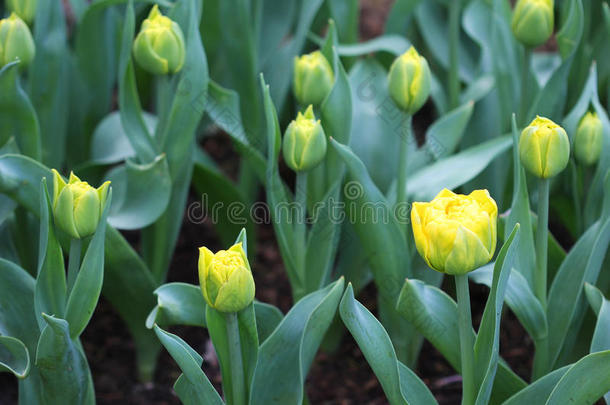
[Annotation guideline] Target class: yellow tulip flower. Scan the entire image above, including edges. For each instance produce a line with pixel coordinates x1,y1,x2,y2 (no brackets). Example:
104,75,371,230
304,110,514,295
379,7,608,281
411,189,497,275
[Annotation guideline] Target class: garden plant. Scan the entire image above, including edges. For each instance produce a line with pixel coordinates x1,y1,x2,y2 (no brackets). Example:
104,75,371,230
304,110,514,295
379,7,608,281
0,0,610,404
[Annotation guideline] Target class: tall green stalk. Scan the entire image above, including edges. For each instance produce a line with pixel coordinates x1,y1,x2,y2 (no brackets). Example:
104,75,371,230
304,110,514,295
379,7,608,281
396,115,412,209
456,274,475,405
534,178,549,307
448,0,461,110
294,172,308,300
67,238,82,293
225,312,246,405
519,48,532,125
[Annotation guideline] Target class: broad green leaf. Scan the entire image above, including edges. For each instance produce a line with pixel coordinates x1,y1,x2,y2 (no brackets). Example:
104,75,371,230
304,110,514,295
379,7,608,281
27,0,68,168
249,278,344,405
0,336,30,378
35,314,94,404
474,225,520,405
503,366,570,405
105,155,171,230
310,32,410,56
396,279,527,404
584,283,610,404
0,63,40,160
339,284,437,405
547,218,610,368
89,111,156,165
34,180,66,331
257,0,297,68
154,326,224,405
470,265,547,341
206,305,258,404
64,190,112,338
546,350,610,405
406,135,512,201
146,282,207,329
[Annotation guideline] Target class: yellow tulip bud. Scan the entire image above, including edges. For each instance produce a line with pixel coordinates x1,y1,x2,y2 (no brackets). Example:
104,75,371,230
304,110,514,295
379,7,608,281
574,112,603,166
293,50,334,106
519,116,570,178
6,0,37,25
387,46,431,115
133,5,186,75
0,13,35,68
511,0,554,48
52,170,110,240
198,242,255,313
282,105,328,172
411,189,498,275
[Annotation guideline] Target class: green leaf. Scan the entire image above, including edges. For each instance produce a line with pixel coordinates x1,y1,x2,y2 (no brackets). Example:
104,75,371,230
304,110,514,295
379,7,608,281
396,279,527,404
64,190,112,338
206,305,258,404
35,314,94,404
546,350,610,405
470,264,547,341
89,111,157,165
0,63,40,160
105,155,172,230
310,32,411,56
339,284,436,405
473,224,520,405
27,0,68,168
146,282,207,329
406,136,512,201
154,325,224,405
0,336,30,378
35,179,66,330
584,283,610,404
249,278,345,405
503,365,570,405
547,218,610,368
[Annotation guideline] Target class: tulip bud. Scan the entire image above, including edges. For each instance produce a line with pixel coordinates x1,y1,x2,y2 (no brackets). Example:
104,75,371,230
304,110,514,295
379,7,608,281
293,50,334,106
511,0,554,48
198,242,255,313
411,189,498,275
133,5,186,75
0,13,35,68
387,46,431,115
6,0,37,25
52,170,110,240
519,116,570,178
282,105,328,172
574,112,603,166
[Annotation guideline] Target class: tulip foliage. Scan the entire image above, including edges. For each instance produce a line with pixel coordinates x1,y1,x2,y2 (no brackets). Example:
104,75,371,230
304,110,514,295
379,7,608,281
0,0,610,404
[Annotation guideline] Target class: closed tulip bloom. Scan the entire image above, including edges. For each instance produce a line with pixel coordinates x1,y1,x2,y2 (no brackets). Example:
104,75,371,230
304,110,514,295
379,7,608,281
511,0,554,48
411,189,498,275
293,50,334,106
6,0,37,25
133,5,185,75
387,46,431,114
0,13,35,68
282,105,327,172
198,242,255,313
519,116,570,178
574,112,603,166
52,170,110,240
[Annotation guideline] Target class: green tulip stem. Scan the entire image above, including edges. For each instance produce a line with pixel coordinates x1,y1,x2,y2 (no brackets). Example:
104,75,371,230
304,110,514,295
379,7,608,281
534,178,549,308
294,171,308,298
67,238,82,293
455,274,475,405
225,312,246,405
519,47,532,125
448,0,461,110
396,114,412,211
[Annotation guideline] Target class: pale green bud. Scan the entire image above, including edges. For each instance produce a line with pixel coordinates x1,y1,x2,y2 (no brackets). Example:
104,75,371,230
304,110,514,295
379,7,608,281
198,242,255,313
6,0,37,25
0,13,35,68
387,46,431,115
293,50,334,106
519,116,570,178
52,170,110,240
133,5,185,75
282,105,328,172
574,112,603,166
511,0,554,48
